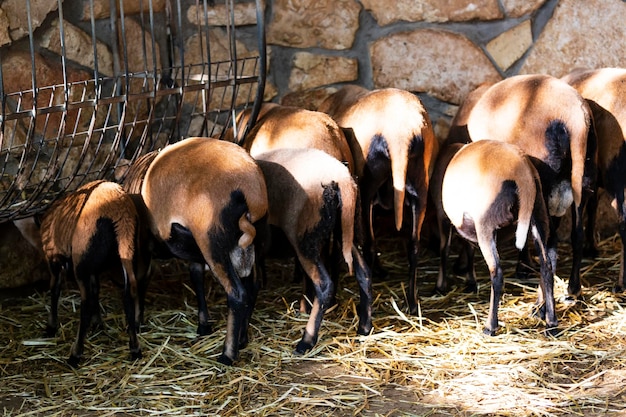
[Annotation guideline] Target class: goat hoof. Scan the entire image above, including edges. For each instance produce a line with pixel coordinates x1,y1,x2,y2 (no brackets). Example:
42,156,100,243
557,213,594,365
357,324,373,336
612,284,625,293
217,354,234,366
130,350,142,361
295,340,313,355
463,282,478,294
434,286,448,296
43,326,57,338
482,327,497,337
67,355,81,368
197,323,213,336
583,245,599,259
452,262,469,277
562,294,579,306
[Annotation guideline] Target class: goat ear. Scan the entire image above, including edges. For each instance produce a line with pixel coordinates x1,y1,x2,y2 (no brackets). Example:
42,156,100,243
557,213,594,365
340,128,360,153
341,127,365,176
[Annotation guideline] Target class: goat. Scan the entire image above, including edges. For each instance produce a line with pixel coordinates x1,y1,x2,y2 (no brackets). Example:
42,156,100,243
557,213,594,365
237,103,356,173
441,140,557,335
223,102,279,144
255,147,373,354
562,67,626,291
140,137,268,365
318,86,439,315
465,74,596,300
39,179,151,367
234,103,360,311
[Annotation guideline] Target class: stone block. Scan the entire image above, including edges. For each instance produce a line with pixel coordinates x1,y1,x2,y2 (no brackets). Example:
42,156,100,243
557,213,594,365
187,1,262,27
40,19,114,77
288,52,357,91
520,0,626,77
502,0,547,18
2,0,58,41
281,86,339,111
82,0,166,20
0,8,10,46
361,0,502,25
487,20,532,71
370,29,502,104
267,0,360,50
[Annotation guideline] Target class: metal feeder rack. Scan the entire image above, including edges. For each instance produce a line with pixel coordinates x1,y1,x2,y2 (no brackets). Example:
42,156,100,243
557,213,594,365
0,0,266,222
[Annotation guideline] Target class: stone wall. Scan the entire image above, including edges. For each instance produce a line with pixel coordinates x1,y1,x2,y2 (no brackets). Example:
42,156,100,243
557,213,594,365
263,0,626,141
2,0,625,288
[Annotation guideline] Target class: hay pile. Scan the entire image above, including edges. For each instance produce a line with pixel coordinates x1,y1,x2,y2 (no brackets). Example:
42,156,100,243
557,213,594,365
2,234,626,416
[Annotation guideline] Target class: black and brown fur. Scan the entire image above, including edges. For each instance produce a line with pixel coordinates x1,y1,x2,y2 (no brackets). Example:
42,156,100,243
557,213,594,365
40,180,151,367
255,147,373,354
563,67,626,292
441,140,556,335
318,86,439,315
237,103,356,174
465,74,597,299
140,137,268,365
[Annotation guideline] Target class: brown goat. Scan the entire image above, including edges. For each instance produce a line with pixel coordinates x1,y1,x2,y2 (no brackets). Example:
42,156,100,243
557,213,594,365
40,180,151,367
441,140,556,335
465,74,596,300
235,103,360,310
222,102,280,144
141,137,268,365
563,67,626,291
318,86,439,315
255,147,373,354
238,103,356,173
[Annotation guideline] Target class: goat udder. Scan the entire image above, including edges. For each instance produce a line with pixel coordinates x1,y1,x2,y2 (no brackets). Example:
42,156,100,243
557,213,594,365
548,181,573,217
230,244,256,278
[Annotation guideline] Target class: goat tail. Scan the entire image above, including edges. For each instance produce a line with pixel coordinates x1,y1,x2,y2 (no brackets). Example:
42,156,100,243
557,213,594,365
237,212,256,249
514,170,537,251
339,180,357,276
391,158,408,232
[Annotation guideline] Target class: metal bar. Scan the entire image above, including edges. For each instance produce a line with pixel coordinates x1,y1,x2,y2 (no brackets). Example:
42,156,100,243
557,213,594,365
241,0,267,142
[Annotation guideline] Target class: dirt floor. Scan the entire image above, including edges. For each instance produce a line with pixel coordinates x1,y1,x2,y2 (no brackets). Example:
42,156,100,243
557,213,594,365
2,222,626,416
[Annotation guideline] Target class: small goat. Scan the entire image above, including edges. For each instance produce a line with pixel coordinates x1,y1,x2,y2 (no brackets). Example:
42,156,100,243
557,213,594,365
255,147,373,354
318,86,439,315
465,74,596,300
238,103,356,173
40,179,151,367
234,103,360,310
141,137,268,365
223,102,279,144
441,140,557,335
562,67,626,291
